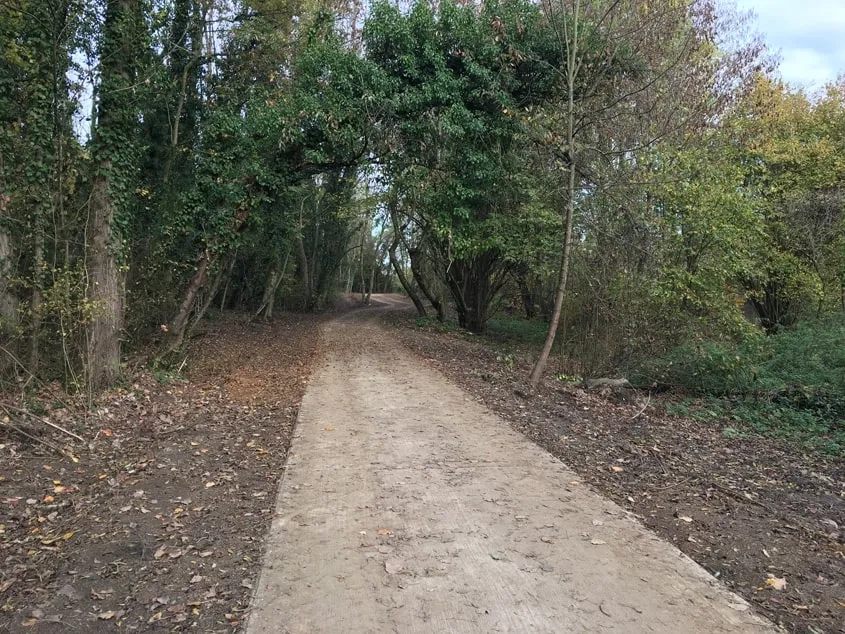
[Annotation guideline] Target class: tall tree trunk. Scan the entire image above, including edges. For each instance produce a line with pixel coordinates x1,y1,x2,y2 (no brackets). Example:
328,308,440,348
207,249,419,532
29,227,43,373
409,247,444,322
359,224,367,304
387,205,426,316
0,211,18,353
188,257,226,335
85,0,143,390
530,0,580,388
86,170,124,388
264,246,291,321
168,251,212,350
296,200,311,309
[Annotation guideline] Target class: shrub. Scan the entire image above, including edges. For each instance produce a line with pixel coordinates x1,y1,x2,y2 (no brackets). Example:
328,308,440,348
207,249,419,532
630,337,765,395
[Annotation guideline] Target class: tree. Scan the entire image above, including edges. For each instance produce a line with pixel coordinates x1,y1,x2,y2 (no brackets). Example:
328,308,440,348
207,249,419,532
528,0,765,386
365,0,563,331
85,0,146,389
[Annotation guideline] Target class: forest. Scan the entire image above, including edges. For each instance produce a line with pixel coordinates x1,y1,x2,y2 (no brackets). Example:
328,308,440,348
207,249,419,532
0,0,843,449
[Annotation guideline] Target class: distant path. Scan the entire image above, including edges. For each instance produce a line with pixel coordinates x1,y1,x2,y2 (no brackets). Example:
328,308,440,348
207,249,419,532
247,296,775,633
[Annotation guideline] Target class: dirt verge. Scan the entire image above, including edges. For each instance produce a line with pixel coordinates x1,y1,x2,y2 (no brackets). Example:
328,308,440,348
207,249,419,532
0,312,322,633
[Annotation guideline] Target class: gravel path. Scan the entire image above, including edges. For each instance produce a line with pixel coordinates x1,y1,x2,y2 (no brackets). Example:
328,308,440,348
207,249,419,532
247,298,776,633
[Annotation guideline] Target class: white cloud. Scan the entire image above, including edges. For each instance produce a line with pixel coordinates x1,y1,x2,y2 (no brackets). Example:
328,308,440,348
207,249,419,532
732,0,845,88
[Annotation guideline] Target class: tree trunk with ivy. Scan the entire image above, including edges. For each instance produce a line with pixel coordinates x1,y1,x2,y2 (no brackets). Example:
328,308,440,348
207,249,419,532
85,0,143,390
0,207,17,355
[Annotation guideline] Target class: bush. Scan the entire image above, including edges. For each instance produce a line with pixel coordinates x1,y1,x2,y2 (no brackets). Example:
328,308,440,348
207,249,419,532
757,318,845,420
630,338,765,395
641,318,844,456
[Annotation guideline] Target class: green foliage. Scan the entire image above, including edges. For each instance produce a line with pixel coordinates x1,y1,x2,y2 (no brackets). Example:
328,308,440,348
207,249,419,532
646,320,845,456
631,338,765,396
757,318,845,418
365,0,562,254
487,316,549,348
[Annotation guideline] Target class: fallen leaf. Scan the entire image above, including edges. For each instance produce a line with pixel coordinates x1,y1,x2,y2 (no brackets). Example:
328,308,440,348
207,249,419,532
377,528,392,536
611,466,624,472
324,427,335,431
678,516,693,523
765,576,787,591
590,539,607,545
205,481,216,488
190,575,203,584
98,611,117,620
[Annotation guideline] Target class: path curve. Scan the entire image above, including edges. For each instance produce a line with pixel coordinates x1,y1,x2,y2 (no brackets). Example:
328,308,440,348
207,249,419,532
247,300,776,633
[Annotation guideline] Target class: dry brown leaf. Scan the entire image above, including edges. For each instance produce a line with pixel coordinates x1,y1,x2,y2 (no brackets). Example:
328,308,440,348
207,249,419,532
765,576,787,591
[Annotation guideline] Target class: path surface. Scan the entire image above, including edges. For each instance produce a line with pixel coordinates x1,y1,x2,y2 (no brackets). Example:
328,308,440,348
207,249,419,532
247,298,775,633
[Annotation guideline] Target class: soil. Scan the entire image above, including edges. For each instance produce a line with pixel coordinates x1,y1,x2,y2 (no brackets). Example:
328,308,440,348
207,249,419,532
381,307,844,634
0,312,322,633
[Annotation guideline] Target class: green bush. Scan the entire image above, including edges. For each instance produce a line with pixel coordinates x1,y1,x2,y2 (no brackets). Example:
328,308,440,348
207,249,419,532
631,338,765,395
486,317,549,347
643,319,844,456
756,318,845,420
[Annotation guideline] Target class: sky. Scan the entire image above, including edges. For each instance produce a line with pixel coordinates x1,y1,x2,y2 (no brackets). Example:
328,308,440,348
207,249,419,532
732,0,845,90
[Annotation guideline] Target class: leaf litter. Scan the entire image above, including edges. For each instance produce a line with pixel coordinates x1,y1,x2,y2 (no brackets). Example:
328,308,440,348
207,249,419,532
0,312,322,632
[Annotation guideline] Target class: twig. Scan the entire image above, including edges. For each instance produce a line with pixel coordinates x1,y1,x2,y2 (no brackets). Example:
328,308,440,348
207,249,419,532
156,425,186,438
710,482,774,513
653,477,691,492
0,419,65,454
0,403,85,444
630,391,651,420
178,356,188,374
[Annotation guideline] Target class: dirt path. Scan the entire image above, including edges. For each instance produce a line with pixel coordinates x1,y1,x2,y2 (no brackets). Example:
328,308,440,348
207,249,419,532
247,299,775,633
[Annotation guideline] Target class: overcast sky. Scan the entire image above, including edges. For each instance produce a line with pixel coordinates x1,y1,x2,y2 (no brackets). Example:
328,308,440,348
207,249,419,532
732,0,845,89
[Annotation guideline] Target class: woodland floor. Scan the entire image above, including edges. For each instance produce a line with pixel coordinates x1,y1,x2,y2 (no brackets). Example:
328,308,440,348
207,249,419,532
0,312,323,633
0,298,842,634
381,307,844,634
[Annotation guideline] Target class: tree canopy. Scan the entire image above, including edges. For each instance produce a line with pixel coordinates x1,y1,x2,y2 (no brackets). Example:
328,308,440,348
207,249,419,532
0,0,842,393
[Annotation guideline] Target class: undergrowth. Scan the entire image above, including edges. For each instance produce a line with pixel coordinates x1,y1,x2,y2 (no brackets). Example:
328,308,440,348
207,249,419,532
643,318,844,456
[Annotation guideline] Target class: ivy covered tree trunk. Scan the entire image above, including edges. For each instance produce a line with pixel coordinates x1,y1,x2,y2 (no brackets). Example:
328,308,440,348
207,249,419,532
86,171,124,387
86,0,143,389
0,209,18,348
